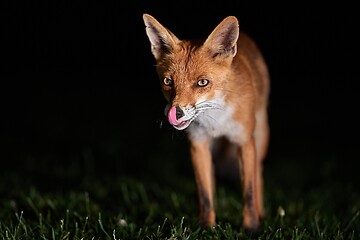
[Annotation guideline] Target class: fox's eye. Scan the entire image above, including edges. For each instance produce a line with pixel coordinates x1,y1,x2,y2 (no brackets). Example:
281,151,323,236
197,79,209,87
163,78,173,86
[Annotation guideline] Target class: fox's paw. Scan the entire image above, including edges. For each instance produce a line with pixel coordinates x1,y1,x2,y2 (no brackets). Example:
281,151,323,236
199,211,216,229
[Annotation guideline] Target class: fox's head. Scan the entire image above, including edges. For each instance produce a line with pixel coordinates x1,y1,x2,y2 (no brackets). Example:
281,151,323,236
143,14,239,130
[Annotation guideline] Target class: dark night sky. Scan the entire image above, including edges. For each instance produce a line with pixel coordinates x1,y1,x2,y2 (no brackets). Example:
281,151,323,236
2,1,359,181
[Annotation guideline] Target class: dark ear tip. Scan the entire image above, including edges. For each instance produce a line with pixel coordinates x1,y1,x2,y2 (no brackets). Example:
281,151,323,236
225,16,239,27
226,16,238,21
218,16,239,31
143,14,149,24
143,13,155,24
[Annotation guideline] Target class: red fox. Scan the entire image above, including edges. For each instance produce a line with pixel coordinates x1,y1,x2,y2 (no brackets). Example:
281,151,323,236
143,13,270,231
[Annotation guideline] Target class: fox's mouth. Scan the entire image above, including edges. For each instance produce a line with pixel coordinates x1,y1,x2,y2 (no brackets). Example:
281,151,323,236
171,119,192,130
166,105,194,130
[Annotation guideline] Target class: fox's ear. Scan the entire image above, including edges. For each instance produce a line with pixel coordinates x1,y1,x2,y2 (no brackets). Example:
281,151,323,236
203,16,239,58
143,14,180,60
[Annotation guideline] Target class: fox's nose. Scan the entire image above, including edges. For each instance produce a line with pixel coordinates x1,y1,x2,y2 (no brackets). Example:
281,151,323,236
176,106,184,120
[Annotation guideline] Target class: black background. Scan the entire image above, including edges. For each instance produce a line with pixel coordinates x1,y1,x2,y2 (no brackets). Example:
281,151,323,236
2,1,359,187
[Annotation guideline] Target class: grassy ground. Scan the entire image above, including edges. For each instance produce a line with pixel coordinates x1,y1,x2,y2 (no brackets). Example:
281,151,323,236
1,132,359,240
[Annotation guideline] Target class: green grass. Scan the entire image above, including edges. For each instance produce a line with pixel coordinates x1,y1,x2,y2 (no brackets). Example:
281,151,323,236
1,135,360,239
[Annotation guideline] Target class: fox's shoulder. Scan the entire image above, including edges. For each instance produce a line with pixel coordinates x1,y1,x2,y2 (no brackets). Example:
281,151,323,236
236,32,261,59
234,32,270,106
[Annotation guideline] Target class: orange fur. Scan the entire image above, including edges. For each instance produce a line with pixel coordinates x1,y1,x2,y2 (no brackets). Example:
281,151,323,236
143,13,270,231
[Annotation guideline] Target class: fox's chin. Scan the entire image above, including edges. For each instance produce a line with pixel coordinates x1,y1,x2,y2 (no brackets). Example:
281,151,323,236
171,119,192,130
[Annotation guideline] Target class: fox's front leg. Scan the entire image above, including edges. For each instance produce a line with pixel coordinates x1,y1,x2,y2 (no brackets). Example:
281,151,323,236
190,139,216,228
239,136,260,231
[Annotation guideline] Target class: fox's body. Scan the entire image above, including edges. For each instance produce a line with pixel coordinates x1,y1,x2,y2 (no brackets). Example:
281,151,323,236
143,14,270,231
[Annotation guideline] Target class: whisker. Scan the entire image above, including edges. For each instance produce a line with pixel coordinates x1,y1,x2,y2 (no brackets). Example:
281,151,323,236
196,102,224,111
196,106,222,111
181,99,225,124
194,99,209,106
196,102,223,110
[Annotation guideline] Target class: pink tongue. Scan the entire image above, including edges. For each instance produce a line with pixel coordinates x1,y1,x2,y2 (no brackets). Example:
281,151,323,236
168,106,183,126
